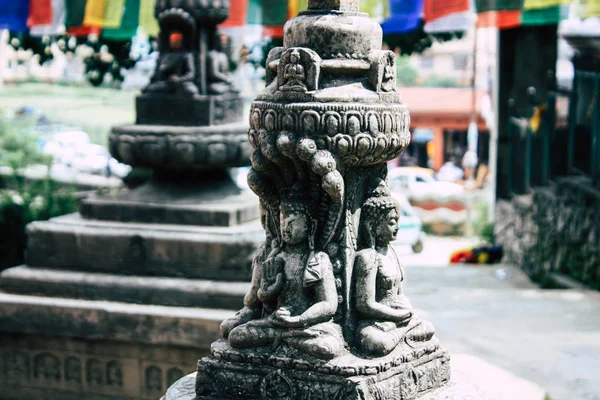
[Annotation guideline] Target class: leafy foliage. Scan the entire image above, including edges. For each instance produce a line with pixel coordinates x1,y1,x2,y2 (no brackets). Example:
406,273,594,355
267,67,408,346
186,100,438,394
0,120,77,269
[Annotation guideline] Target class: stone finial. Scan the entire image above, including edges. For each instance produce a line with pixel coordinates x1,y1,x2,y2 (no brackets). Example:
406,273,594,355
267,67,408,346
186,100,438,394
307,0,359,11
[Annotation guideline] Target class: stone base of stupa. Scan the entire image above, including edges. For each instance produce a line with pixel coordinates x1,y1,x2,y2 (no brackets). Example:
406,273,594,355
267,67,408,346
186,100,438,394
163,373,492,400
191,338,450,400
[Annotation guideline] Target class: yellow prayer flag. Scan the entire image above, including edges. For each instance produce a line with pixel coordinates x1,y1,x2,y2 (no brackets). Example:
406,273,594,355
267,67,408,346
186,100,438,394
580,0,600,17
140,0,159,36
84,0,106,27
523,0,573,10
103,0,126,28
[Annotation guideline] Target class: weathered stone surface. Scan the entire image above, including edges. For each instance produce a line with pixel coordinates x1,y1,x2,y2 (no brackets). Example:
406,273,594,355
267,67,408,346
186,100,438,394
24,214,262,280
165,372,493,400
108,122,252,170
0,333,205,400
80,178,259,227
0,266,248,309
135,95,244,127
495,176,600,289
0,293,230,347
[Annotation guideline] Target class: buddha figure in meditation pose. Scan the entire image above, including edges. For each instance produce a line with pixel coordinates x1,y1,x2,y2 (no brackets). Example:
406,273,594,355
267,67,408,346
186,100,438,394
207,33,233,95
224,198,344,360
355,183,435,357
144,31,199,95
280,50,307,92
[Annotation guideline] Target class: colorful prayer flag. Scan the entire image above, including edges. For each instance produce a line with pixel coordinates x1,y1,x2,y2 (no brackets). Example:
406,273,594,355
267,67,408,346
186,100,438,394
381,0,424,34
65,0,86,27
424,0,470,23
523,0,572,10
222,0,248,27
30,0,66,36
475,0,524,12
477,9,521,28
83,0,106,27
139,0,159,36
0,0,30,32
103,0,126,28
521,4,569,24
28,0,53,27
103,0,140,40
580,0,600,17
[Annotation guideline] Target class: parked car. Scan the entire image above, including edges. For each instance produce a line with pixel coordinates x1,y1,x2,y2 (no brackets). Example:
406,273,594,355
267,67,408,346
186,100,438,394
388,167,463,199
393,192,425,253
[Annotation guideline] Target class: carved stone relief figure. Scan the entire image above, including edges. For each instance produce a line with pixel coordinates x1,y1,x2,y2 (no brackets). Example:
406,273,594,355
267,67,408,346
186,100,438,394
65,357,82,384
86,359,104,385
146,366,163,392
207,33,233,95
226,197,344,360
280,50,307,92
381,52,397,92
354,183,435,356
33,353,61,382
277,48,321,92
144,31,199,95
106,361,123,387
3,351,30,381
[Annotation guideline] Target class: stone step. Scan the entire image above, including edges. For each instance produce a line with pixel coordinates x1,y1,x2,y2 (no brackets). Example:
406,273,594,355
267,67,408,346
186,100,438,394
25,213,263,281
0,292,235,348
0,266,249,310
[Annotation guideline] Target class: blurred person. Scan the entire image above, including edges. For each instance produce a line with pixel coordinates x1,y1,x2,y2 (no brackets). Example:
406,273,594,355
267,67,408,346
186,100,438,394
437,157,464,182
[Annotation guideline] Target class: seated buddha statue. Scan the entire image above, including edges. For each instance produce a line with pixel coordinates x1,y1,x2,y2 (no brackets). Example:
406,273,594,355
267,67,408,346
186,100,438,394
207,33,233,95
227,197,344,360
280,49,307,92
144,31,199,95
354,183,435,357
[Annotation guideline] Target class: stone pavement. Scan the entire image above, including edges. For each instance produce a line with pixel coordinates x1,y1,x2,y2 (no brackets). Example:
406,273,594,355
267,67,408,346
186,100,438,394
400,245,600,400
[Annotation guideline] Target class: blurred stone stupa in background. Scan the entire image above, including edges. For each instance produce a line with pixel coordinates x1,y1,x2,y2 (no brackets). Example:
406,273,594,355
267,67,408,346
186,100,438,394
160,1,474,399
0,1,261,399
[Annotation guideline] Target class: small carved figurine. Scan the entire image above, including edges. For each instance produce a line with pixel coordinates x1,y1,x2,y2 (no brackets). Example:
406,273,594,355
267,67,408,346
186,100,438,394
381,53,396,92
227,197,343,360
207,33,233,95
355,183,434,356
144,31,199,95
280,50,307,92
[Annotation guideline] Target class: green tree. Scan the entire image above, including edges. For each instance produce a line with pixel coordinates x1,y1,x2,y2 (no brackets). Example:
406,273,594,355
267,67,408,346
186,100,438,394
396,55,418,87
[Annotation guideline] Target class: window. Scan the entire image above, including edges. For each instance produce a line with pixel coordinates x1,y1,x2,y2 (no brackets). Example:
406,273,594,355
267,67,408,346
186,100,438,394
453,54,469,71
420,56,434,69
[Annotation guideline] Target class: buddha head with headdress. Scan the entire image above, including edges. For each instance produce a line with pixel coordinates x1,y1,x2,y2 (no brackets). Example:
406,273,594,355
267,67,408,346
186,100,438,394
360,182,400,249
280,196,313,246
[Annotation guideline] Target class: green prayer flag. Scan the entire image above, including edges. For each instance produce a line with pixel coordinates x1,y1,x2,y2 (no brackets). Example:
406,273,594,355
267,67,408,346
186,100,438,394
521,4,569,25
65,0,87,27
104,0,126,28
475,0,524,12
263,0,289,26
103,0,141,40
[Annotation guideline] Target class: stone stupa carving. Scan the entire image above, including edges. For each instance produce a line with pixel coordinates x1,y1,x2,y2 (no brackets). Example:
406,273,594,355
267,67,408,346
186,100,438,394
163,1,451,399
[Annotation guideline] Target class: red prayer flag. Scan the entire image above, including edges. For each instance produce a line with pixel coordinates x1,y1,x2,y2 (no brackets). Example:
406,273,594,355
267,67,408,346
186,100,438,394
222,0,248,27
68,26,102,36
476,10,521,29
424,0,470,23
263,25,284,38
27,0,53,27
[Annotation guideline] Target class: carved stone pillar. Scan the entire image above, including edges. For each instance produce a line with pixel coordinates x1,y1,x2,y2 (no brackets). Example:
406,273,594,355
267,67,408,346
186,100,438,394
165,1,451,399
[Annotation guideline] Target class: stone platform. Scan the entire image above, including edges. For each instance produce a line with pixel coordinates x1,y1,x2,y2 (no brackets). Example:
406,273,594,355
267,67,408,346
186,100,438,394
194,339,450,400
21,213,261,281
163,372,487,400
136,94,244,127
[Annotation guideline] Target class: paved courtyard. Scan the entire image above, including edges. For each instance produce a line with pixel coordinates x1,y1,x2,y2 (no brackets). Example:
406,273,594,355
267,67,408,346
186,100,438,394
398,236,600,400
